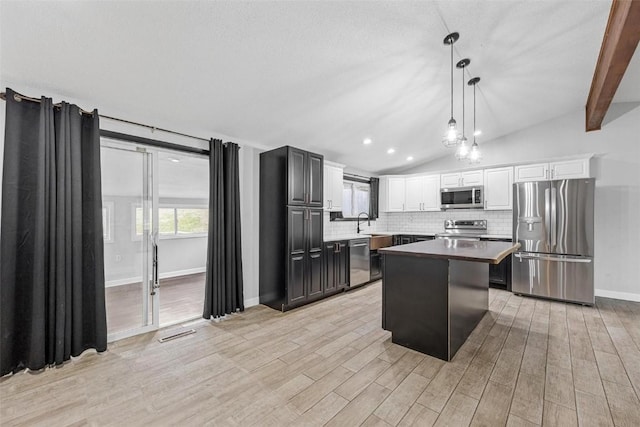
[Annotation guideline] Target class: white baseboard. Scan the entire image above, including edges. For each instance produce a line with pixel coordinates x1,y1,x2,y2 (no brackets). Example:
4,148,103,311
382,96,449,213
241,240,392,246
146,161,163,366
595,289,640,302
159,267,206,280
244,297,260,308
106,267,206,288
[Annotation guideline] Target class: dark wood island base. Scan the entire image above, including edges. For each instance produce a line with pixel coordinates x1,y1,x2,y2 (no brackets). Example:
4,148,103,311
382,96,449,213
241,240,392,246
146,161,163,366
379,239,519,362
382,256,488,361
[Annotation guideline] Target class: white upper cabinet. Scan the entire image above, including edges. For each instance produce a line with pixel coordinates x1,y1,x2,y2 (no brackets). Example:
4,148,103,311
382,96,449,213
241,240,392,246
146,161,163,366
440,173,461,188
380,176,406,212
422,175,441,211
550,158,590,180
484,167,513,210
405,175,441,211
440,170,484,188
514,158,590,182
404,176,423,211
514,163,548,182
323,164,344,211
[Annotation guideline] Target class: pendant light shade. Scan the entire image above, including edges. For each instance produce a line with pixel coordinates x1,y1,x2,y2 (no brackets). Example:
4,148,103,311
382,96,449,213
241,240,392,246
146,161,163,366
442,32,460,148
468,77,482,164
455,58,470,160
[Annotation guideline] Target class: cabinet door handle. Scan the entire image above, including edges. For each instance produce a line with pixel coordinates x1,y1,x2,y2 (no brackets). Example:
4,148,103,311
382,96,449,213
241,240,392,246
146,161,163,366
545,169,549,180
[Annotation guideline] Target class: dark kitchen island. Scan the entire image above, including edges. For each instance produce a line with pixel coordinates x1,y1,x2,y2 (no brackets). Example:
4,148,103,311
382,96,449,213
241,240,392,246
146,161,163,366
378,239,519,361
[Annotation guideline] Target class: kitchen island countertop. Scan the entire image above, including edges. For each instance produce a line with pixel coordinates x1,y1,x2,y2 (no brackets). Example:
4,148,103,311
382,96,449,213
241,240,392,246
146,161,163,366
379,239,519,264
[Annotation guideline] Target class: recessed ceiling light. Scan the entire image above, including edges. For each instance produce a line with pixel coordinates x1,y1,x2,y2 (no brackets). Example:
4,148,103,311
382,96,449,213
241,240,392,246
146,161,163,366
363,138,372,145
387,148,395,154
167,157,180,163
473,129,482,136
407,156,414,161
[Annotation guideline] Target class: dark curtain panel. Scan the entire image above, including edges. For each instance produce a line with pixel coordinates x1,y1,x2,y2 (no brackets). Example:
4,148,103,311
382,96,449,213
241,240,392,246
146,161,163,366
203,139,244,319
1,88,107,376
370,177,379,219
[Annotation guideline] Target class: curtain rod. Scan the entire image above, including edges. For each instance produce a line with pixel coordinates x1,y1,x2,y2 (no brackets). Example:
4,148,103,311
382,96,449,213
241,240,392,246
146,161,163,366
344,172,373,181
1,91,210,144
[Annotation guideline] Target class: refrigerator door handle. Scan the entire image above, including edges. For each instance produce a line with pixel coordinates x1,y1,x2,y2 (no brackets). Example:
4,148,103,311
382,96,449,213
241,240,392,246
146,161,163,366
544,188,551,244
514,253,592,263
550,187,557,248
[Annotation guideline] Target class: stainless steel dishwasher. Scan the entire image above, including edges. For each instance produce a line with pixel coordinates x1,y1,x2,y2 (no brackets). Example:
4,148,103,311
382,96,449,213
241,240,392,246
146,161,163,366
349,238,370,287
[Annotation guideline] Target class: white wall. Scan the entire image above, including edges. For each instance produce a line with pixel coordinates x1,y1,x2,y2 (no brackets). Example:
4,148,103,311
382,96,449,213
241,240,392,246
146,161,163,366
405,105,640,301
239,145,261,307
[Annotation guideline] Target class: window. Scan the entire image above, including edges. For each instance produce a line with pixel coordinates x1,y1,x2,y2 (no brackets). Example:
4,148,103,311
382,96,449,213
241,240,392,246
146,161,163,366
134,205,208,238
342,180,371,218
176,208,208,234
159,208,176,235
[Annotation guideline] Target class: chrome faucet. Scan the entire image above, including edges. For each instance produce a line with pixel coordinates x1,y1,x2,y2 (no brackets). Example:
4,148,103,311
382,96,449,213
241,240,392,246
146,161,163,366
356,212,370,234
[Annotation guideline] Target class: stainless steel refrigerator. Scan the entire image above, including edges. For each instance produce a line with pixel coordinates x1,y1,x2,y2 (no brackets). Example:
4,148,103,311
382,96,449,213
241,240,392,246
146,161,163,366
512,178,595,305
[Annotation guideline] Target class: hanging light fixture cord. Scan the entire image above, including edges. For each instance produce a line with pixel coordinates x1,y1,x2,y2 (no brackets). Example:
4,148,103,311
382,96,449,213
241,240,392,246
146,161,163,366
450,39,454,121
461,65,465,136
473,82,476,143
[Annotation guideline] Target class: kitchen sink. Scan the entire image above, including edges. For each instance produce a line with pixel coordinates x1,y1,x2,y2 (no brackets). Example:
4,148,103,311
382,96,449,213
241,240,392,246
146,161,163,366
369,234,393,250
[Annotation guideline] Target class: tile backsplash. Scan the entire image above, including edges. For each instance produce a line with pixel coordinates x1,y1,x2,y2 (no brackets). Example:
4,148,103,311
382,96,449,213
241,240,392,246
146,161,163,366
324,210,512,236
323,212,387,237
383,210,513,235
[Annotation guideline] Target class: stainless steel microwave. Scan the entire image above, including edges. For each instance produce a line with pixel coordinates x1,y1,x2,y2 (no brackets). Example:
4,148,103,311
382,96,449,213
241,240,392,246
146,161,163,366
440,186,484,209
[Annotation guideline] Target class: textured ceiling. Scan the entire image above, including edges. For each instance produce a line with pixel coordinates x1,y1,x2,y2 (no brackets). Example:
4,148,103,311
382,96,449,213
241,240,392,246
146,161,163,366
1,0,631,174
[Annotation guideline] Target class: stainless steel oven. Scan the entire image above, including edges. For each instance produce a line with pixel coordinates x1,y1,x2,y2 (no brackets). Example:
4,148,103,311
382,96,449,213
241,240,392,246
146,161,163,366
436,220,512,290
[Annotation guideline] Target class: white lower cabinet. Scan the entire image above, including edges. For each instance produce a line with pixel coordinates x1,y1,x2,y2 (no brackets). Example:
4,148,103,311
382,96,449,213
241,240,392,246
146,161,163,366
484,167,513,210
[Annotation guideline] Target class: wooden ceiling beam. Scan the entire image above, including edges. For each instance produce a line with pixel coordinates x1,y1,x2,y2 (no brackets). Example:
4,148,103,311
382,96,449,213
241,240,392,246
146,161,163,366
585,0,640,132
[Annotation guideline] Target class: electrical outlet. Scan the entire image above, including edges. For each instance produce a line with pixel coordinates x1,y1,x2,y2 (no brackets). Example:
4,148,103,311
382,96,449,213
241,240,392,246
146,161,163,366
115,255,122,262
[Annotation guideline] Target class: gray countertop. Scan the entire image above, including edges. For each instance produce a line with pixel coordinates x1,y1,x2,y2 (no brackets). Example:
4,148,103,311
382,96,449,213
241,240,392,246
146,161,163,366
323,232,512,242
323,234,368,242
378,239,520,264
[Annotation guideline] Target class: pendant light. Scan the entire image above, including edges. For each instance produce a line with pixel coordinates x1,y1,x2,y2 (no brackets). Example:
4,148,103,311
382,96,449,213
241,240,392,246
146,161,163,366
468,77,482,164
455,58,470,160
442,32,460,148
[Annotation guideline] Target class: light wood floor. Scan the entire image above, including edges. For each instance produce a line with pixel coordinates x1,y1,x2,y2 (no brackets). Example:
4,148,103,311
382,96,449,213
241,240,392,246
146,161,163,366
105,273,205,333
2,282,639,426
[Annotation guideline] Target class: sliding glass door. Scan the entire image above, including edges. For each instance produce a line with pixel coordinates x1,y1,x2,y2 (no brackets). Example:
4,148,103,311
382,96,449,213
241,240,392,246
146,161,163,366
101,139,209,341
155,150,209,327
101,142,158,341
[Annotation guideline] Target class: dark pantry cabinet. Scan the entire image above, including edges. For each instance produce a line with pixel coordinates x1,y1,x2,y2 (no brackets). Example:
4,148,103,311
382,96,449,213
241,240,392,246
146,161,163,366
324,241,349,294
289,206,324,303
286,147,324,207
260,146,325,311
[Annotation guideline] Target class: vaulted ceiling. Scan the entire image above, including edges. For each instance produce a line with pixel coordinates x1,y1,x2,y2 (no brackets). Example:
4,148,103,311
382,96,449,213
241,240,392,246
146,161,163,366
2,1,636,174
